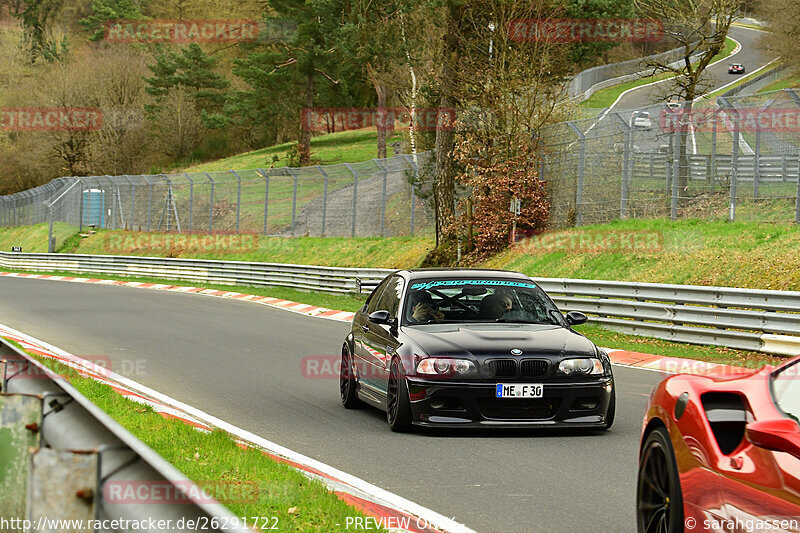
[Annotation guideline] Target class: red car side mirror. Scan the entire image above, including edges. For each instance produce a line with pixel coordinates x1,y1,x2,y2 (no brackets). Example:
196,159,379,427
745,419,800,459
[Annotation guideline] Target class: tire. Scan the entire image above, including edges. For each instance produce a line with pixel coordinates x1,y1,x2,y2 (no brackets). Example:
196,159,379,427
603,380,616,430
386,358,412,432
636,426,684,533
340,345,362,409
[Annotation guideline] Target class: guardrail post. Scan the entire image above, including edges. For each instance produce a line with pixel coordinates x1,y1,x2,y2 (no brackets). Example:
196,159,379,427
205,173,215,232
345,162,358,236
373,159,388,236
257,168,269,235
0,394,41,519
286,168,298,237
316,165,329,236
183,173,194,231
229,169,242,233
566,122,585,226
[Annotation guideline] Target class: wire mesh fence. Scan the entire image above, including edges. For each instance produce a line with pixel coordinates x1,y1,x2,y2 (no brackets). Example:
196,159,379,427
0,152,436,248
1,89,800,248
540,88,800,227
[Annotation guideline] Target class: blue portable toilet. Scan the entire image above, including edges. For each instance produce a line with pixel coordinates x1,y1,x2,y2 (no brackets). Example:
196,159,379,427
82,189,105,228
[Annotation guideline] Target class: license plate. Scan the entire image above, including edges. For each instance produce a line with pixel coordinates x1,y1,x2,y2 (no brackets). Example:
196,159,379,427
495,383,543,398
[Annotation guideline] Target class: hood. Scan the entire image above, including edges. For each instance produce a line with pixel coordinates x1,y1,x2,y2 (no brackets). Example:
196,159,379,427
401,323,597,358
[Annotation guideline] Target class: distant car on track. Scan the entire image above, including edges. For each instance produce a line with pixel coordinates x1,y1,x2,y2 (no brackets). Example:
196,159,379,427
630,110,653,130
340,269,615,432
636,356,800,533
666,97,682,110
728,63,745,74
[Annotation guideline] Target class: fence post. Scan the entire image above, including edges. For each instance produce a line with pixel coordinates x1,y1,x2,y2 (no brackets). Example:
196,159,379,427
286,168,298,237
345,162,358,236
142,176,152,231
613,113,631,218
183,173,194,232
796,159,800,225
47,203,55,253
567,122,585,226
257,169,269,236
671,122,681,221
205,173,215,232
373,159,388,237
228,170,242,233
315,165,329,236
402,155,418,235
710,113,717,182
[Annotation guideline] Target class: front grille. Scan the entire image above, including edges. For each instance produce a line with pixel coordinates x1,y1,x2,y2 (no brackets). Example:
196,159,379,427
487,359,516,378
520,359,549,377
478,398,561,420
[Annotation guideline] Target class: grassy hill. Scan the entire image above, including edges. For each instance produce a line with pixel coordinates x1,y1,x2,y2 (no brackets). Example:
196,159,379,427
180,129,406,173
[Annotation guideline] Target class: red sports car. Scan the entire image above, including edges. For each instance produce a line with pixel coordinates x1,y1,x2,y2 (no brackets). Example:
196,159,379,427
636,357,800,533
728,63,745,74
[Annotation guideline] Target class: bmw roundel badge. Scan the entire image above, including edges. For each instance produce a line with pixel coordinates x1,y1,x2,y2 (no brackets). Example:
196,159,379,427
511,348,523,355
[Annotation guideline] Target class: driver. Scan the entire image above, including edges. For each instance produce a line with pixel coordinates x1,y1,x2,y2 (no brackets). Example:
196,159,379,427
409,291,444,323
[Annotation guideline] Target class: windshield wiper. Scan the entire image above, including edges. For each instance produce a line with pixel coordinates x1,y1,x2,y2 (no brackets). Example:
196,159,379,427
494,318,549,324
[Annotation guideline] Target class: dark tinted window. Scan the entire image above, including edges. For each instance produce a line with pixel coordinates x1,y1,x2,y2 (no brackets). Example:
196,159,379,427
365,278,391,314
374,276,404,318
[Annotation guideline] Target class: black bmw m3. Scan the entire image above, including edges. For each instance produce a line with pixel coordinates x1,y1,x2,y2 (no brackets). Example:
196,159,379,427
340,269,615,432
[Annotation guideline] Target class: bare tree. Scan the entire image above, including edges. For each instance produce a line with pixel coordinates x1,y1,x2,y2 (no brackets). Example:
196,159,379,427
635,0,739,191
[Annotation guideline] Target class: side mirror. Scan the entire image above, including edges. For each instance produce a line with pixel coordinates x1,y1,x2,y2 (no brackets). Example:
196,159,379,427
566,311,588,326
368,310,393,325
745,419,800,460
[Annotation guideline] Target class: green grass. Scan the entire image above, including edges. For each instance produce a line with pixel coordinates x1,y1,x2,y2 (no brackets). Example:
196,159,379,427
0,222,77,253
756,72,800,93
581,37,738,109
9,346,384,532
483,218,800,291
182,129,405,173
63,228,433,268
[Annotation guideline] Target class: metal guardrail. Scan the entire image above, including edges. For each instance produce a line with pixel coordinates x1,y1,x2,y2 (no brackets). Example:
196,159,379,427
0,336,250,533
0,252,391,294
2,252,799,355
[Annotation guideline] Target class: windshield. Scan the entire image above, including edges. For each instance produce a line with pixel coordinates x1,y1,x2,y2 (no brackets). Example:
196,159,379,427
403,278,563,326
773,360,800,422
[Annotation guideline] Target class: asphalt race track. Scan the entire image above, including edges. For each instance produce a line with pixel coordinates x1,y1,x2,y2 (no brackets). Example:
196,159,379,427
0,276,666,532
614,24,772,111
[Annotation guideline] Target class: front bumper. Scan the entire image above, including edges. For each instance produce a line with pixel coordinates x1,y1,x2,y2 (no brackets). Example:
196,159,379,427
406,376,613,429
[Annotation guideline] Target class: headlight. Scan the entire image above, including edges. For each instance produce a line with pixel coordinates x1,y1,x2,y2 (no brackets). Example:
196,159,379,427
417,358,476,376
558,358,604,376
